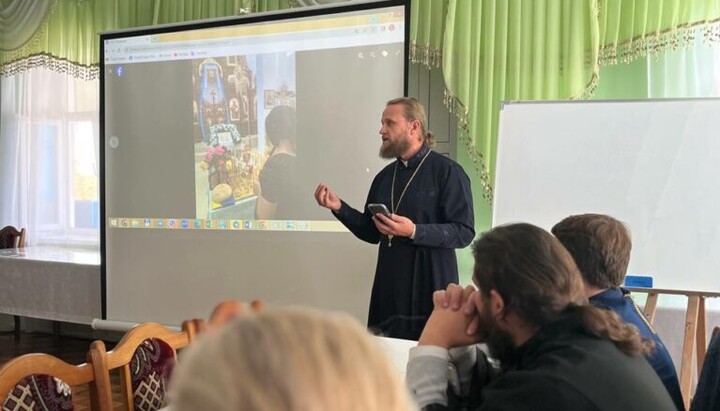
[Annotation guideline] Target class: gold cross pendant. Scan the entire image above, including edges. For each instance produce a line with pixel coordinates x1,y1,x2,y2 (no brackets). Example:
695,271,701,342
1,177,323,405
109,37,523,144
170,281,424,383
388,234,393,247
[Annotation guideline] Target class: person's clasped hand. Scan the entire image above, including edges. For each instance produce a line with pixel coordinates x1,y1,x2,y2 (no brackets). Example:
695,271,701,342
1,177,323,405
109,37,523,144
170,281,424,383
418,283,481,348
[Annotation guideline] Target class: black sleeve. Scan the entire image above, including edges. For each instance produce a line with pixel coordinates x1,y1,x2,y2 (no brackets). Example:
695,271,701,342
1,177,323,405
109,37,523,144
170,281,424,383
413,162,475,249
478,373,593,411
420,372,593,411
331,176,382,244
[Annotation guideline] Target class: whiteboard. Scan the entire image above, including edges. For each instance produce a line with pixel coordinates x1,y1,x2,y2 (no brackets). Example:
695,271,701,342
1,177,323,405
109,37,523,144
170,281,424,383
494,99,720,293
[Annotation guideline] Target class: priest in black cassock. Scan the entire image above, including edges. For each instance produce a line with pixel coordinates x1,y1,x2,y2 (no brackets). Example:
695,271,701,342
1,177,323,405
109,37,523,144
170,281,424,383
314,97,475,340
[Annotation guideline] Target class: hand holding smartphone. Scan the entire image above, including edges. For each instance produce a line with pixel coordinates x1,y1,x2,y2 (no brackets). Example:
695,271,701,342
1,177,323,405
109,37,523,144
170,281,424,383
368,203,391,217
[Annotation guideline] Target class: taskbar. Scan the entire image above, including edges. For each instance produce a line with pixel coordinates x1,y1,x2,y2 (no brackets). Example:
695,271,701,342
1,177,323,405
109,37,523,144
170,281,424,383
107,217,347,232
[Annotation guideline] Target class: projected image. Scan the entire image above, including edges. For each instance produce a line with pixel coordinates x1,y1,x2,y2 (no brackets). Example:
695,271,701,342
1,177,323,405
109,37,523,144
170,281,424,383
192,56,258,143
192,53,296,220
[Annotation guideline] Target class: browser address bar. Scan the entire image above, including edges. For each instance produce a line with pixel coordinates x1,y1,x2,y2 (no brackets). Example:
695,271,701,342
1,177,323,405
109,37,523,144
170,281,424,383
123,28,360,53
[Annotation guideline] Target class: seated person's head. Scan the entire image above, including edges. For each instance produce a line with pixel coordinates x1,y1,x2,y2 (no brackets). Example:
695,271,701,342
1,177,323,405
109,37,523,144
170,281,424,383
169,307,414,411
551,213,631,294
207,300,245,330
207,299,265,330
470,223,647,364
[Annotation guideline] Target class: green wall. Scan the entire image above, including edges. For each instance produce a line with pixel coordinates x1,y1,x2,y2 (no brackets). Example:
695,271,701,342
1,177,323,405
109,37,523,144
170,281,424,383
455,143,493,285
593,58,649,100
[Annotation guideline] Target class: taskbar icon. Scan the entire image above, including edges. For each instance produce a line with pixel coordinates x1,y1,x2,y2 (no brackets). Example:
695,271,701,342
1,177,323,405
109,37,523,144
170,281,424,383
108,217,310,231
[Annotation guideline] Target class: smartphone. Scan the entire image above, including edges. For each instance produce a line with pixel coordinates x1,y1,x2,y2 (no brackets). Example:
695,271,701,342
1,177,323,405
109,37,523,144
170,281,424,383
368,203,391,217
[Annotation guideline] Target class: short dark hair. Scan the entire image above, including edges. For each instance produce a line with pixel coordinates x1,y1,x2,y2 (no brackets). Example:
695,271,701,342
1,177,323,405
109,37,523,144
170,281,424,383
551,214,631,289
265,105,296,147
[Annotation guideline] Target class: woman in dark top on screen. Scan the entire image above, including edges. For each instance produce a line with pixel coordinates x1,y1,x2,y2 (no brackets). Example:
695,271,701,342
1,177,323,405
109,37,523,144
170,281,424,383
255,105,297,220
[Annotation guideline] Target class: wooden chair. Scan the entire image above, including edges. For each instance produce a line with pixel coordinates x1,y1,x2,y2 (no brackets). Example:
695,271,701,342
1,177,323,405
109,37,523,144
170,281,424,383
182,299,265,343
0,226,26,249
90,323,190,411
0,352,108,411
180,318,206,343
0,226,26,336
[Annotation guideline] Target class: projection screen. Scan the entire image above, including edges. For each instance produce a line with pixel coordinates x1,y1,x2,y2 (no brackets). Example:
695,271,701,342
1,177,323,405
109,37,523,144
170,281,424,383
101,0,409,325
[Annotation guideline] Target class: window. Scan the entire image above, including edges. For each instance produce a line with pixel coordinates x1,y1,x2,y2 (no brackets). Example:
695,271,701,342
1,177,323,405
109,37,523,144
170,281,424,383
0,68,99,247
70,121,99,230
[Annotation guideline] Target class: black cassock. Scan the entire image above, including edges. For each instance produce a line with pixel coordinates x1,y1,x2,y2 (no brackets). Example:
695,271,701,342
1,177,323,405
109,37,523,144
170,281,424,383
333,145,474,340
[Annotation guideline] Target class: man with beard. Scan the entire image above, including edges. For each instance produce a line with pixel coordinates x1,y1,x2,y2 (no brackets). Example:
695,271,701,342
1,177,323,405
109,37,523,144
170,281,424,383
406,223,676,411
314,97,474,340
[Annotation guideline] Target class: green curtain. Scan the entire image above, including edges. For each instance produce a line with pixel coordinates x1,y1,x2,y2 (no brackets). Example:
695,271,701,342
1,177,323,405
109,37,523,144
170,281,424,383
594,28,720,100
152,0,248,25
409,0,447,68
441,0,720,211
442,0,600,206
5,0,720,204
598,0,720,65
253,0,297,13
0,0,292,79
0,0,53,51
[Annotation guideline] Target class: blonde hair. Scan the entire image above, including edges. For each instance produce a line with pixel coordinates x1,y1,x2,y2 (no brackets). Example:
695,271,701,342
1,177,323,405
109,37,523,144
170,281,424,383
169,307,415,411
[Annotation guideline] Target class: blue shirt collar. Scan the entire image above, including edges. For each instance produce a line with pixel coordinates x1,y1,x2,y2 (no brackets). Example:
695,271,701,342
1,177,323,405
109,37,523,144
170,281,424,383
589,287,629,306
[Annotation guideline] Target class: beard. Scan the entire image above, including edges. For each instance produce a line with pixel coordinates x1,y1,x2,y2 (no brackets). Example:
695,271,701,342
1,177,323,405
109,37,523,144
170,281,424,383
379,134,412,159
477,305,520,370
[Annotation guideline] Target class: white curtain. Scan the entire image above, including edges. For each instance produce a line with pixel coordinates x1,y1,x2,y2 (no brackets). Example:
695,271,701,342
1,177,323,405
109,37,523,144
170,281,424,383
647,32,720,98
0,68,99,247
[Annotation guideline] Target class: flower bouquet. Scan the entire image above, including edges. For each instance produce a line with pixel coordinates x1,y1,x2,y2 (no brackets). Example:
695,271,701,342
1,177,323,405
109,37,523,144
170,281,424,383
199,145,237,192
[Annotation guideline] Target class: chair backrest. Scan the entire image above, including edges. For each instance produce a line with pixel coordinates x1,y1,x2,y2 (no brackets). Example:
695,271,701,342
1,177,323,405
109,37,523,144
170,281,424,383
0,353,105,411
90,323,190,411
180,318,206,343
0,226,25,249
